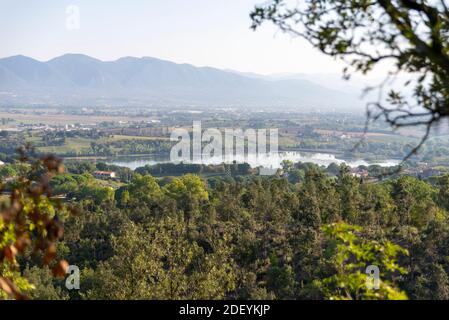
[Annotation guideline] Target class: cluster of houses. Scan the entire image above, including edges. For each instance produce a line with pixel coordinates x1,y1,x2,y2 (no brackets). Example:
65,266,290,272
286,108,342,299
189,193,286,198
350,167,369,178
402,166,446,179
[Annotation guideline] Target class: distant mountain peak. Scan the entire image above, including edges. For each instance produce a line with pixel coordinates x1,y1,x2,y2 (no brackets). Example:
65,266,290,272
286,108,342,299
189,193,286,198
47,53,103,63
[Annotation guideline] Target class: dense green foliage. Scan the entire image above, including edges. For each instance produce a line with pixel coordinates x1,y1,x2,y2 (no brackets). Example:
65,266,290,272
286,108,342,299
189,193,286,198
3,160,448,300
0,150,71,299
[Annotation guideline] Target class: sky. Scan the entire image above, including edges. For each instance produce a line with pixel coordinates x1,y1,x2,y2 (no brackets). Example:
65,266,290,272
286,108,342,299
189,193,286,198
0,0,380,77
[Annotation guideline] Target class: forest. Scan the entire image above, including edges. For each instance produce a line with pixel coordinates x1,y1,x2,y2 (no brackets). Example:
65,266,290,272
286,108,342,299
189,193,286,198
2,151,449,300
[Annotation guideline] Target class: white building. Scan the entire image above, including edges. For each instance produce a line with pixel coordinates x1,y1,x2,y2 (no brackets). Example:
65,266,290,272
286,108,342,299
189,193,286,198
93,171,116,179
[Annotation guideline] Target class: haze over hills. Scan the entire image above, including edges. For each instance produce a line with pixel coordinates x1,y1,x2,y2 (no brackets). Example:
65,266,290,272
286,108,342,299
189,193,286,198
0,54,362,110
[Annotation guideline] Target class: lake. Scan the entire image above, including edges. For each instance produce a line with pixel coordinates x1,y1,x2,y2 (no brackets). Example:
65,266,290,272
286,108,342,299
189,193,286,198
106,151,401,170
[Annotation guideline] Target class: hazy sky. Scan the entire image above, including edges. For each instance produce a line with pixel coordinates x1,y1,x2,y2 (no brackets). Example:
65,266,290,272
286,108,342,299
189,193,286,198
0,0,361,75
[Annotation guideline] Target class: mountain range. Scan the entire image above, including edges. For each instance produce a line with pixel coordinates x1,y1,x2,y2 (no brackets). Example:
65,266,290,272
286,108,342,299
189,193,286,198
0,54,362,110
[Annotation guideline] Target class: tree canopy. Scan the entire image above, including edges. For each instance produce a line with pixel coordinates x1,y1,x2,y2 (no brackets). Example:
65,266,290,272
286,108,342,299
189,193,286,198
251,0,449,159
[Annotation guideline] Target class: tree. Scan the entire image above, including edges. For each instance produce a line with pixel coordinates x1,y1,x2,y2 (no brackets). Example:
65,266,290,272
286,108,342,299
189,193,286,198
122,174,163,208
391,175,437,227
23,266,69,300
120,190,130,208
314,222,408,300
164,174,209,228
281,160,294,172
81,217,236,299
251,0,449,159
78,184,115,207
437,174,449,210
337,165,363,222
0,148,70,299
0,165,16,180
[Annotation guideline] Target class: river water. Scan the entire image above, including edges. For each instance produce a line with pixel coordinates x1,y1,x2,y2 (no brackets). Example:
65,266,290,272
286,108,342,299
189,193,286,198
107,151,400,170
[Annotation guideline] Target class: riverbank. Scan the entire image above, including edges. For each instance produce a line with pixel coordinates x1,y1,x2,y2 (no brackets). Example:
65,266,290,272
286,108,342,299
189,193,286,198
103,151,401,171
